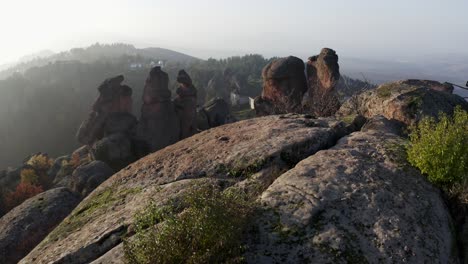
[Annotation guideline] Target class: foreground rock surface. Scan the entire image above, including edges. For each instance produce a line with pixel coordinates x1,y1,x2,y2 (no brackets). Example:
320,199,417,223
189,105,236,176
338,80,468,125
20,115,458,263
21,115,362,264
245,119,457,263
0,188,80,264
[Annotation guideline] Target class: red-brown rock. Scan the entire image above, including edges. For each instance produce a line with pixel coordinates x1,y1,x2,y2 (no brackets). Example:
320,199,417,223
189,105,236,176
303,48,341,116
254,56,307,115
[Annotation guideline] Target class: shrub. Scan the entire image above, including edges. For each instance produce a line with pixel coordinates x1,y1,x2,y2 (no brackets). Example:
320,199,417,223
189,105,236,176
123,184,254,264
26,153,53,171
26,153,54,188
407,106,468,187
20,168,39,185
4,182,43,210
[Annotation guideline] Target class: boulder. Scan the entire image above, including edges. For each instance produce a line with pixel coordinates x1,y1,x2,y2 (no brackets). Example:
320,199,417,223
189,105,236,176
174,70,198,139
70,161,114,197
137,67,180,153
197,98,232,130
245,117,457,263
303,48,341,116
22,115,364,264
254,56,308,116
0,188,80,264
91,133,136,171
338,80,468,126
48,155,71,182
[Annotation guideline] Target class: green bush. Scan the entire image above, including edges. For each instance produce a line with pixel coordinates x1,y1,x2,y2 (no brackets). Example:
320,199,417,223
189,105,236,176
123,184,254,264
407,106,468,187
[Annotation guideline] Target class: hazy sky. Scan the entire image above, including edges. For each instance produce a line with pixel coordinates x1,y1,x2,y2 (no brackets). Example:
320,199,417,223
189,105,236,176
0,0,467,64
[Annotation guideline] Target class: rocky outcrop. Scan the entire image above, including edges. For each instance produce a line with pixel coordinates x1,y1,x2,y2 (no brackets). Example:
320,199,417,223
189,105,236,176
0,188,80,264
338,80,468,126
76,75,135,146
75,76,138,171
70,161,114,197
302,48,341,116
399,79,454,94
21,114,364,264
197,98,233,130
136,66,180,153
245,117,456,263
91,132,136,171
254,56,308,116
174,70,198,139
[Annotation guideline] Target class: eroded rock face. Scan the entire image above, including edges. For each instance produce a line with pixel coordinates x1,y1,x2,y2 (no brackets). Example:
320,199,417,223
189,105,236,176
303,48,341,116
137,66,180,153
70,161,114,197
197,98,232,130
174,70,198,139
254,56,308,116
338,80,468,126
399,79,454,93
246,118,457,263
21,115,364,264
0,188,80,264
76,75,135,146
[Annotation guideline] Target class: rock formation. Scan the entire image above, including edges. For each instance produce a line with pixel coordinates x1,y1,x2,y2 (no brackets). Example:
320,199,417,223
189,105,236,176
136,66,180,153
197,98,233,130
75,75,138,171
245,116,456,263
174,70,198,139
397,79,454,93
76,75,136,146
338,80,468,126
21,114,365,264
0,188,80,264
254,56,308,116
303,48,341,116
70,161,114,197
21,111,461,263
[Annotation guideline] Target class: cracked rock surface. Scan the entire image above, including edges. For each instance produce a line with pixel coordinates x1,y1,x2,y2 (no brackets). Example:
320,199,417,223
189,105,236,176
22,114,362,264
246,118,457,263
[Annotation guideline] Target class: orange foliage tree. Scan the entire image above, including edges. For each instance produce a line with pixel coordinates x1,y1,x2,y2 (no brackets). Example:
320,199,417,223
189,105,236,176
4,182,44,211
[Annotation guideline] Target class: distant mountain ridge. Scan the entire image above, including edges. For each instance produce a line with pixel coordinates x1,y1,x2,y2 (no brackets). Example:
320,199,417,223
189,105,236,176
0,43,200,80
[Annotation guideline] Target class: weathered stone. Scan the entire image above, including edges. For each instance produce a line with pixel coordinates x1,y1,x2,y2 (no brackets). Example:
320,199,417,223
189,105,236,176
137,67,180,153
303,48,341,116
76,76,135,146
22,115,363,264
0,188,80,264
338,80,468,126
245,117,457,263
174,70,198,139
91,133,136,171
197,98,232,130
399,79,454,93
255,56,307,116
70,161,114,197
